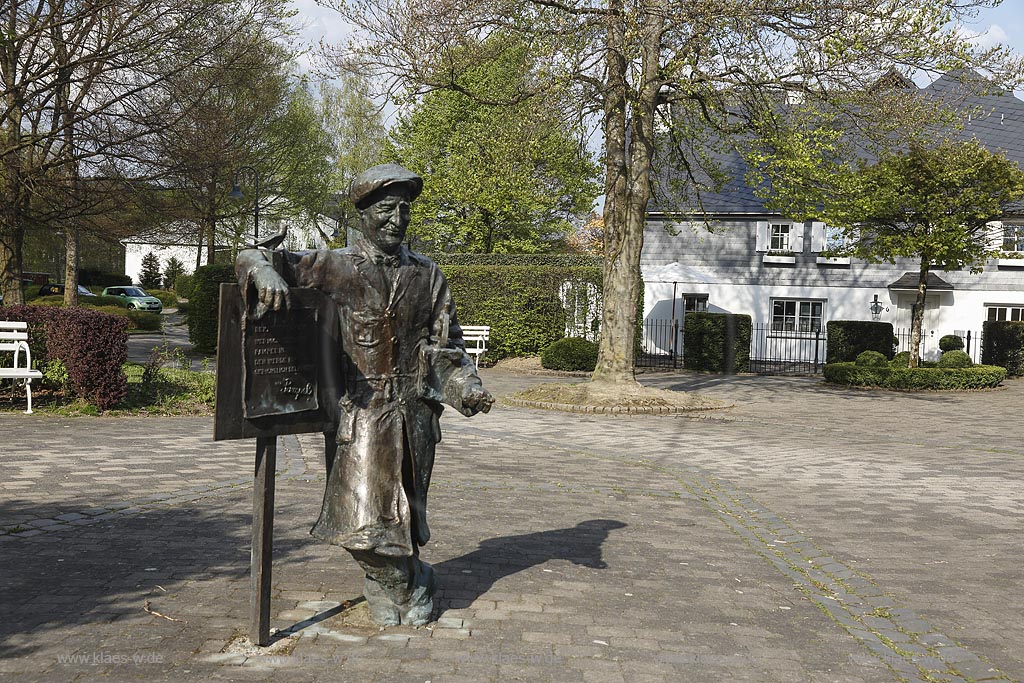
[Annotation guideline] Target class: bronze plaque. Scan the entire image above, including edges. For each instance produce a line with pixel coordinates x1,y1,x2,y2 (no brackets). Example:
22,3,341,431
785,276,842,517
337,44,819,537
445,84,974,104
214,284,339,441
243,309,319,418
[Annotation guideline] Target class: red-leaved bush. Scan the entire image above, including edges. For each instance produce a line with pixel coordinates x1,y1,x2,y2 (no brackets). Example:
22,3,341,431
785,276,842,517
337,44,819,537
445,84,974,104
1,305,128,410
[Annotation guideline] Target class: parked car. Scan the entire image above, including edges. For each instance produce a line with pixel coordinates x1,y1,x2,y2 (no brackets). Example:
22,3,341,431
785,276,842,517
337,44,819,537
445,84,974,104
38,283,98,297
101,286,163,312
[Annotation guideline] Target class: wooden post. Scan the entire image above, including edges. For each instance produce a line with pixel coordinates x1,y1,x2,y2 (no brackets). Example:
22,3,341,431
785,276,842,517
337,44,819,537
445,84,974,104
250,435,276,646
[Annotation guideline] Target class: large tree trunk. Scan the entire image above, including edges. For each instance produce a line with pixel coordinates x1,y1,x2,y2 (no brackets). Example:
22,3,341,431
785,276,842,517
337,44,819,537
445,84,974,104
0,213,24,306
591,1,632,384
63,223,80,306
909,256,930,368
1,34,25,306
591,2,661,386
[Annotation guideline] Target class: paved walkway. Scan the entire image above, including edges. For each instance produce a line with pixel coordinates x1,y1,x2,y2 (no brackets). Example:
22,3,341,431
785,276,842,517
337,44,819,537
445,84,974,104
0,370,1021,682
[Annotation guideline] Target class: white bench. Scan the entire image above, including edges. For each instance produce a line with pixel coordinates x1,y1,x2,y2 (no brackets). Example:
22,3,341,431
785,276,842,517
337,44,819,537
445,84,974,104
460,325,490,368
0,321,43,414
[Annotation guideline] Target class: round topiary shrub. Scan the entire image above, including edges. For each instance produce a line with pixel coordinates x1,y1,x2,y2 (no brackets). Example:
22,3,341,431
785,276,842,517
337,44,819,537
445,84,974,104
937,350,973,368
939,334,964,352
541,337,598,372
855,350,889,368
890,351,911,367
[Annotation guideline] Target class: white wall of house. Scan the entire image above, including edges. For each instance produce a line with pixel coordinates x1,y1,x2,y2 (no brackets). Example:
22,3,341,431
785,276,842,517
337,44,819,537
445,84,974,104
641,217,1024,361
124,242,197,286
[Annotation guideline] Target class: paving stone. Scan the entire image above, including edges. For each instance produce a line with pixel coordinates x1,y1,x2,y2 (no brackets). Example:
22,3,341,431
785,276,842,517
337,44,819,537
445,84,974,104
2,371,1023,682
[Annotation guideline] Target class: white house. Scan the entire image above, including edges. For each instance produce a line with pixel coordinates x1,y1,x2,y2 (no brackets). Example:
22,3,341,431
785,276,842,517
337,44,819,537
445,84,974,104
641,72,1024,365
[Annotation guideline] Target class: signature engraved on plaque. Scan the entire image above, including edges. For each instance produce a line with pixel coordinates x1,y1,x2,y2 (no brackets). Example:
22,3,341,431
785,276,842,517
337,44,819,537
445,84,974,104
243,308,319,418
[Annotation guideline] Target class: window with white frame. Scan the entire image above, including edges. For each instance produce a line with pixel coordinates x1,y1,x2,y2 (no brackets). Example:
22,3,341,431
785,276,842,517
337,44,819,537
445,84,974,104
771,299,824,333
769,223,791,251
987,305,1024,322
1002,224,1024,253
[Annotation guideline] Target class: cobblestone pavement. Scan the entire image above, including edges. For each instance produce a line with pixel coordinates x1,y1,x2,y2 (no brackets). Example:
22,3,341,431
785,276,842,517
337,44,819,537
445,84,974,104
0,370,1021,682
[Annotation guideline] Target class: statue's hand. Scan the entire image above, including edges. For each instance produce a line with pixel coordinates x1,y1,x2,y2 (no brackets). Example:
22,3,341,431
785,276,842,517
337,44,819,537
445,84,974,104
462,385,494,415
252,265,289,317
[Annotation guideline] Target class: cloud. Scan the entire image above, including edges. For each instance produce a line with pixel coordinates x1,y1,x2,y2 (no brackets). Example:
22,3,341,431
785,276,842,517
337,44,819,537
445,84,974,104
959,23,1011,50
288,0,357,75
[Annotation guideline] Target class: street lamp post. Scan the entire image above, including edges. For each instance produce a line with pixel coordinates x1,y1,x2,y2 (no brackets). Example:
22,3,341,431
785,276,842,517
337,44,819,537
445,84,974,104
229,166,260,240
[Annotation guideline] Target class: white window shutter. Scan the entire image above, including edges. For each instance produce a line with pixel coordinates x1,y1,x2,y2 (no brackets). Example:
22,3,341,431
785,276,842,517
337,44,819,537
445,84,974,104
755,221,769,252
791,222,805,252
986,220,1004,251
810,222,826,252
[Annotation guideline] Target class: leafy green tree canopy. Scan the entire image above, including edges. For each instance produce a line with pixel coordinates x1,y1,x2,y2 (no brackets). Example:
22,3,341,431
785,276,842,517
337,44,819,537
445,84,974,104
383,36,600,254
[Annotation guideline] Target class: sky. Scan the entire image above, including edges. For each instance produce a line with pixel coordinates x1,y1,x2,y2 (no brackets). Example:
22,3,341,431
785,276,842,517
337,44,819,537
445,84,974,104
290,1,1024,89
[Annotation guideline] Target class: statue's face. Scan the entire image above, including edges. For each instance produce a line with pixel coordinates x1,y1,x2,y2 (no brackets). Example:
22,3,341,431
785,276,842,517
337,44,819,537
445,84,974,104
359,188,411,254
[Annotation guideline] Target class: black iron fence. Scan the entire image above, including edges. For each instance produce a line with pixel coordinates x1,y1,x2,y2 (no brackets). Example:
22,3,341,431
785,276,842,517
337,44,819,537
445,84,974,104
638,320,985,374
749,324,827,375
893,328,983,363
637,318,683,369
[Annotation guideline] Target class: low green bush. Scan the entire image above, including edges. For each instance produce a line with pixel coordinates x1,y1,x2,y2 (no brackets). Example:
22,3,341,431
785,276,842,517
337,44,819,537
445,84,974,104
937,350,973,368
541,337,598,372
91,295,130,308
826,320,895,363
939,334,964,352
127,310,162,331
855,350,889,367
823,362,1005,390
890,351,911,367
146,289,179,309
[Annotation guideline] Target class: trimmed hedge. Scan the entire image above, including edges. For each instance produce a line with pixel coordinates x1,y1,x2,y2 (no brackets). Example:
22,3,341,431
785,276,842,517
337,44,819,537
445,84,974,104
890,351,911,367
823,362,1005,390
683,312,751,373
430,253,603,268
187,264,237,354
981,320,1024,376
937,350,972,368
441,265,603,360
541,337,598,372
826,320,895,363
855,350,889,367
939,334,964,352
79,269,132,287
146,289,179,309
0,305,129,409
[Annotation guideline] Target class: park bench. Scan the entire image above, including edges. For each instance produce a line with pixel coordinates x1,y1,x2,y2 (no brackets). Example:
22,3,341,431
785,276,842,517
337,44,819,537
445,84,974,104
0,321,43,414
460,325,490,368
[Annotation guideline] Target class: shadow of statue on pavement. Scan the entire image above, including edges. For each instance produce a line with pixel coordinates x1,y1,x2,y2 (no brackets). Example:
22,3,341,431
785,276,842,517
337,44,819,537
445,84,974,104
432,518,627,614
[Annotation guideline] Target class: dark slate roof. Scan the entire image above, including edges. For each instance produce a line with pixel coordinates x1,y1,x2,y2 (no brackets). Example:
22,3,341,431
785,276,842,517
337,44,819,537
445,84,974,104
887,272,954,291
652,70,1024,216
925,70,1024,168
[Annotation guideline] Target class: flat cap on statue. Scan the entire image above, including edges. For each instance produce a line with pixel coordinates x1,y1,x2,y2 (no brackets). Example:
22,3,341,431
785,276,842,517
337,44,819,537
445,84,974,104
348,164,423,209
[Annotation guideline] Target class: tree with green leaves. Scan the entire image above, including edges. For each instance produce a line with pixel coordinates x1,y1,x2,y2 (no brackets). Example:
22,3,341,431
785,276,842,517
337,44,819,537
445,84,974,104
163,256,187,290
323,0,1023,386
317,76,388,246
383,37,600,253
765,139,1024,367
139,252,164,290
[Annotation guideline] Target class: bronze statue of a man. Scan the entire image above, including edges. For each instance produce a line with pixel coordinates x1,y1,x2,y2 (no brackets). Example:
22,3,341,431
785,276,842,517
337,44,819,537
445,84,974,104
235,163,493,626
